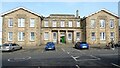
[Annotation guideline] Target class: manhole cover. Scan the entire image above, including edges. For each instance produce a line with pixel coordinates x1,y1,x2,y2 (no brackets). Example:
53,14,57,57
8,57,31,62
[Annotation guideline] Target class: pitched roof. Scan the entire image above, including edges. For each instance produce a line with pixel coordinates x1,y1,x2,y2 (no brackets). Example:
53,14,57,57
1,7,43,17
85,8,119,18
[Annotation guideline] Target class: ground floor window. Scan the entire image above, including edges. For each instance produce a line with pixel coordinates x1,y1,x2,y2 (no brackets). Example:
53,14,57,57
91,32,95,40
76,32,80,40
8,32,13,41
53,32,57,40
18,32,25,41
68,32,72,40
30,32,35,41
110,32,114,40
100,32,105,40
44,32,49,40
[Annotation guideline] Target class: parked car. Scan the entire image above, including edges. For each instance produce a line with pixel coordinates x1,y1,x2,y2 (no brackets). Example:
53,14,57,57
114,41,120,48
75,42,89,49
45,42,55,50
0,43,22,52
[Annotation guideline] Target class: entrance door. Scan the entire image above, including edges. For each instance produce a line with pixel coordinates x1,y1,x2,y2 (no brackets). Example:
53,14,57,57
60,32,66,43
53,32,57,43
61,36,65,43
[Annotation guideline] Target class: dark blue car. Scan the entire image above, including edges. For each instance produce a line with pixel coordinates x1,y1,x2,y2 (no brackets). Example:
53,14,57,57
75,42,89,49
45,42,55,50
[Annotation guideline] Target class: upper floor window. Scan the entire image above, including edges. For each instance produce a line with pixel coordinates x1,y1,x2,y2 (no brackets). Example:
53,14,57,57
8,18,13,27
68,21,72,27
52,21,56,27
18,32,25,41
18,18,25,27
76,21,80,27
30,18,35,27
44,21,48,27
60,21,64,27
110,19,114,28
100,32,105,40
91,32,95,40
91,19,95,28
100,19,105,28
8,32,13,41
44,32,49,40
30,32,35,41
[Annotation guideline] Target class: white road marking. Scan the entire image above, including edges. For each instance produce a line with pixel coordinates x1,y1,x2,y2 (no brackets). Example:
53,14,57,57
61,48,65,52
42,50,44,53
111,63,120,68
67,52,70,54
99,54,118,56
71,56,78,61
77,59,100,61
8,56,31,62
90,55,101,60
76,65,80,68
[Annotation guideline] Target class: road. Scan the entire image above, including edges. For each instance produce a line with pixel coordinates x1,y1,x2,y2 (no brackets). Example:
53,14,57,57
1,44,120,68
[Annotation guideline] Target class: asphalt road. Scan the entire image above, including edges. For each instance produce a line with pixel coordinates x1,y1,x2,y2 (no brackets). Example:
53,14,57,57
1,44,120,68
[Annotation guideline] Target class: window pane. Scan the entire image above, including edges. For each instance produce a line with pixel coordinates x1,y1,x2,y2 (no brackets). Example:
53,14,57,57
91,32,95,40
30,18,35,27
30,32,35,41
91,19,95,28
8,32,13,41
18,32,24,41
18,18,25,27
76,21,80,27
110,19,114,28
61,21,64,27
44,32,49,40
100,20,105,28
76,32,80,40
68,21,72,27
68,32,72,40
44,21,48,27
52,21,56,27
8,18,13,27
100,32,105,40
53,32,57,39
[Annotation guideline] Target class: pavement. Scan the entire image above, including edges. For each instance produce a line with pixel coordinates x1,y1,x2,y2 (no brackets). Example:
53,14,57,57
1,44,120,68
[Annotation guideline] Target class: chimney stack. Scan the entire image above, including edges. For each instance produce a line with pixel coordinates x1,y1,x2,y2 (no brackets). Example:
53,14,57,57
76,10,79,18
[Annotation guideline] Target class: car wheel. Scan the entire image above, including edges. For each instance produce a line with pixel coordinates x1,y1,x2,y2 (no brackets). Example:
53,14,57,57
20,47,22,49
11,48,14,52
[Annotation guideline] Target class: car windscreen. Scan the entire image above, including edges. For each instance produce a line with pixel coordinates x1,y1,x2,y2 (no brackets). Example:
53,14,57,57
80,42,87,44
2,44,9,46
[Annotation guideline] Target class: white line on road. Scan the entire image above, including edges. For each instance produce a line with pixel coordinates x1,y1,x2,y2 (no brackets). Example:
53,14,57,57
67,52,70,54
42,50,44,53
76,65,80,68
111,63,120,68
61,48,65,52
71,56,78,61
99,54,118,56
90,55,101,60
77,59,100,61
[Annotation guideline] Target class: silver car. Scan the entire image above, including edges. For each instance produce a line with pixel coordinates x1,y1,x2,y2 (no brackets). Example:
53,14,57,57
0,43,22,52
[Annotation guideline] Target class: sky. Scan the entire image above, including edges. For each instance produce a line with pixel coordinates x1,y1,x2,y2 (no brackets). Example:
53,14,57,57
0,2,119,41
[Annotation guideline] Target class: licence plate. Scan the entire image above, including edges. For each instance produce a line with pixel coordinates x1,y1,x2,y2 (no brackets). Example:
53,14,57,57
82,46,87,48
48,48,52,49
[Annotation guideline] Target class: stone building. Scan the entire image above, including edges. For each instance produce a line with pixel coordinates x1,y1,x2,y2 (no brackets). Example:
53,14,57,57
83,9,119,45
41,13,84,44
1,7,119,46
1,7,43,46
